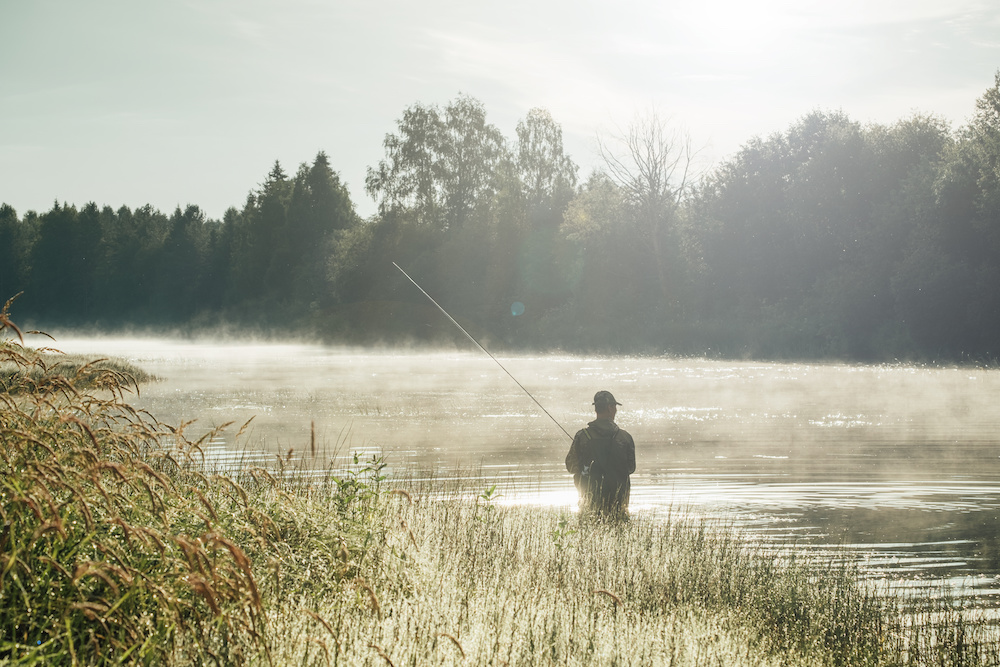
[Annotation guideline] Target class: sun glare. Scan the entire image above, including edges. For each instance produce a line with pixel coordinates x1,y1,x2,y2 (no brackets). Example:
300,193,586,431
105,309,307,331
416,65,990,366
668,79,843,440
671,0,803,62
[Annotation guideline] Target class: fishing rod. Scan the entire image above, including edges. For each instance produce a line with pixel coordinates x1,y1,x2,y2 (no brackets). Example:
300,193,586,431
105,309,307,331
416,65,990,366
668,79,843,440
393,262,573,441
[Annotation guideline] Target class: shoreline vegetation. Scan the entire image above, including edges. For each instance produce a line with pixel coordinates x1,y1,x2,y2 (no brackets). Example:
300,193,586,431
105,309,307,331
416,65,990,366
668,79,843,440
0,300,156,393
4,73,1000,364
4,314,1000,665
0,348,155,396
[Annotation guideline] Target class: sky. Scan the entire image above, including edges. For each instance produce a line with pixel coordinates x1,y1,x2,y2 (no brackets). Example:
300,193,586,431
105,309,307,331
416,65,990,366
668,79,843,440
2,0,999,220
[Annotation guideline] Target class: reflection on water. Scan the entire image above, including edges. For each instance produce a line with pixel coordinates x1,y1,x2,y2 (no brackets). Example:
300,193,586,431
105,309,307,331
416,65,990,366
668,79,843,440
35,335,1000,605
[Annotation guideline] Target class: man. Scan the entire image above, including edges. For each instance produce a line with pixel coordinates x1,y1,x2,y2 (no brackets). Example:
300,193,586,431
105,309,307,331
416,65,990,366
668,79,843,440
565,390,636,517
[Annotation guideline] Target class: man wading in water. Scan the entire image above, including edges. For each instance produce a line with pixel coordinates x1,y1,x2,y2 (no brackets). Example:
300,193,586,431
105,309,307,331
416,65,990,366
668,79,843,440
565,391,636,518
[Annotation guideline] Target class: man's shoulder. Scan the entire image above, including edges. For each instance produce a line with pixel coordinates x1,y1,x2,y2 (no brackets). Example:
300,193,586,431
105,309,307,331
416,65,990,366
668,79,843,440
614,428,635,444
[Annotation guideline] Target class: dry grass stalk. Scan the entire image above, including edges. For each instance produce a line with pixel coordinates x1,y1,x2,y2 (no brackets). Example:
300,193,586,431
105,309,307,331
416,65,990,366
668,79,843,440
309,637,331,666
400,519,418,550
354,576,382,618
389,488,413,504
593,588,623,606
305,610,336,638
368,642,396,667
437,632,466,658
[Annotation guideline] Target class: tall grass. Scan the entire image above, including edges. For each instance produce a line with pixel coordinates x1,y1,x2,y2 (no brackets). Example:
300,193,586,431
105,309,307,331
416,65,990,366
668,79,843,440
3,297,999,665
0,302,270,664
0,321,153,395
261,481,1000,667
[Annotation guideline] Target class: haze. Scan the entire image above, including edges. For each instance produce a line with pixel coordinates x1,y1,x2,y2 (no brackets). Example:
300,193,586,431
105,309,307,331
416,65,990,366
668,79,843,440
2,0,997,219
36,335,1000,593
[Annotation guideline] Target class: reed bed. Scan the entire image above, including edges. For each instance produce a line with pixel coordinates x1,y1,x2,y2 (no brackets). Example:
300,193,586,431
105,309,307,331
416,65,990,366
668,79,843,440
3,299,1000,665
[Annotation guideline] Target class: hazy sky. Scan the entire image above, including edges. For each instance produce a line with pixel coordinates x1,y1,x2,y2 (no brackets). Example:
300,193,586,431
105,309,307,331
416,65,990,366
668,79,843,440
2,0,998,220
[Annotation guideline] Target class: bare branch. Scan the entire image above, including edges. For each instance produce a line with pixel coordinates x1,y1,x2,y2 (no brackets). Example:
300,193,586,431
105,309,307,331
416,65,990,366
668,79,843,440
597,110,698,210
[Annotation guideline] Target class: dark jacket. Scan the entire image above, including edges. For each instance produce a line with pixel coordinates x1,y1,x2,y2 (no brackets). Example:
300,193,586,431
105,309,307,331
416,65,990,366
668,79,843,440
565,418,636,514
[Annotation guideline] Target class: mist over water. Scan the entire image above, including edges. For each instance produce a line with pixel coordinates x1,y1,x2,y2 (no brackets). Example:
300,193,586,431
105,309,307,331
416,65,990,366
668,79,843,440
40,335,1000,605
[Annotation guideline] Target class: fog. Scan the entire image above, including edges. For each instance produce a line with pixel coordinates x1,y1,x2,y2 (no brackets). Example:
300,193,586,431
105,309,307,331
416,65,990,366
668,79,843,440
33,334,1000,604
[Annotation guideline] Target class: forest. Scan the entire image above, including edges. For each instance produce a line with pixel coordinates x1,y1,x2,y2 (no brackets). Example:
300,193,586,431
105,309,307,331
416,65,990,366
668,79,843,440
2,73,1000,362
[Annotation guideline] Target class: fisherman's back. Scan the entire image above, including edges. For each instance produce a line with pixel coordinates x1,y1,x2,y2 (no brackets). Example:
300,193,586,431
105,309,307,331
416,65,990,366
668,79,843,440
566,414,636,515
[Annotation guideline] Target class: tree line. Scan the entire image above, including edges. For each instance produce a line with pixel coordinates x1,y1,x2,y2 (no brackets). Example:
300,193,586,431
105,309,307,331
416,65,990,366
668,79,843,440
3,77,1000,362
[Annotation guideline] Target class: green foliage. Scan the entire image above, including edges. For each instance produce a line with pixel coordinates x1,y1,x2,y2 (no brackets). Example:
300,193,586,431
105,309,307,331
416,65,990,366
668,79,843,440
344,96,584,348
222,153,360,318
330,453,388,522
473,484,500,524
0,206,30,307
8,75,1000,360
5,152,360,329
688,109,960,360
549,514,576,552
365,95,510,231
516,107,578,214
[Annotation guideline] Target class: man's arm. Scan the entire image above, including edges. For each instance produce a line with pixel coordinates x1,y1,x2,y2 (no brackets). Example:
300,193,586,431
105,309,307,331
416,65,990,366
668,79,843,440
565,432,583,473
617,432,636,475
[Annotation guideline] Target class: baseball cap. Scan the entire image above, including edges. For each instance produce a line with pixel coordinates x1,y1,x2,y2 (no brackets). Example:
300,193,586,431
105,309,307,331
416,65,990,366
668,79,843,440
593,390,621,407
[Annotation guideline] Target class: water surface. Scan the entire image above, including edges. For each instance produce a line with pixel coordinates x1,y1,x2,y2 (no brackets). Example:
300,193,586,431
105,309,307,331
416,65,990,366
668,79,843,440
40,335,1000,604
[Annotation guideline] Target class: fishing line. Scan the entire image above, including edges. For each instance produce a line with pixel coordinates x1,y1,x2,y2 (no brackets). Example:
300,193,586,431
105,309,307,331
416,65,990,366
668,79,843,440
393,262,573,441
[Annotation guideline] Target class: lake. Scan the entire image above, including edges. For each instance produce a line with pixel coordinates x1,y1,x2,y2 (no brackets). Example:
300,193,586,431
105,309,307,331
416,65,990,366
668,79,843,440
35,335,1000,606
